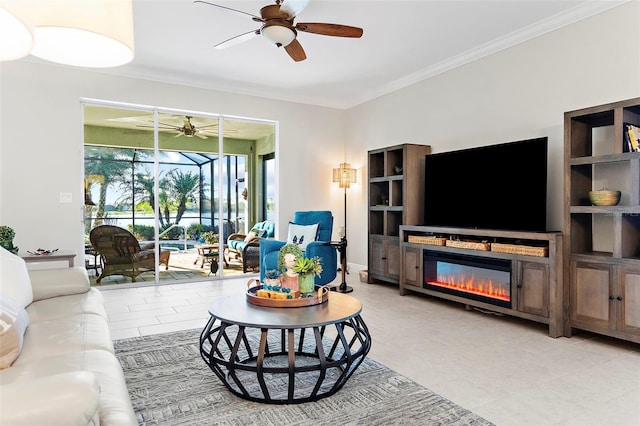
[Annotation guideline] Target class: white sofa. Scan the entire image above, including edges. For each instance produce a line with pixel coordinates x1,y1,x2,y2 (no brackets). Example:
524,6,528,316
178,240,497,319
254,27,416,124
0,247,137,425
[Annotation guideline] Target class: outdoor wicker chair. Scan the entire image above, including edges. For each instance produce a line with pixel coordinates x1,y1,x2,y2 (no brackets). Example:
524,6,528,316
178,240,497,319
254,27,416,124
89,225,169,283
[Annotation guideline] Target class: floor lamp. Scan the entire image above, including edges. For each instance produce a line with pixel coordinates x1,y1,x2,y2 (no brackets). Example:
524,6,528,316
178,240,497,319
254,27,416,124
332,163,356,293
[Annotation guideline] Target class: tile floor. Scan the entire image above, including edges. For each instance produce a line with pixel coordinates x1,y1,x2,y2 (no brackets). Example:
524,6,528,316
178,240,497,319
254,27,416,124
102,274,640,426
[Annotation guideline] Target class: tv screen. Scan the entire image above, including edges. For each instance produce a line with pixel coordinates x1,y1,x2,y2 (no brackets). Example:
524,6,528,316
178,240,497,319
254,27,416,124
423,137,548,232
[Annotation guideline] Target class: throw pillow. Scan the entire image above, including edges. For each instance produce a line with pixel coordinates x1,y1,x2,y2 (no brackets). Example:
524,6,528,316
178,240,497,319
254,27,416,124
0,246,33,308
286,223,319,251
244,230,259,242
0,296,29,369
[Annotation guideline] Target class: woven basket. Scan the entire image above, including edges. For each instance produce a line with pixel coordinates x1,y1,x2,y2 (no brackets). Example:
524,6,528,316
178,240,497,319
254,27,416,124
445,240,490,251
491,243,548,257
589,190,621,206
408,235,447,246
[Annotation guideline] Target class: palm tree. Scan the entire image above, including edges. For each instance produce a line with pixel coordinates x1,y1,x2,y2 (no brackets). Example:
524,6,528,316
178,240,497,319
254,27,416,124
85,147,137,226
166,169,200,224
117,170,171,227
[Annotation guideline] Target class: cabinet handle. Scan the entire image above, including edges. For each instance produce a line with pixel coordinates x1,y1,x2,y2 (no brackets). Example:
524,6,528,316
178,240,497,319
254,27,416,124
415,266,419,269
609,296,615,300
381,257,387,260
617,296,623,301
517,284,522,289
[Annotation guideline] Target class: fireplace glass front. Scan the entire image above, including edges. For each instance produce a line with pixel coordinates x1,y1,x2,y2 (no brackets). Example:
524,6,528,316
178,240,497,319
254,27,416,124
423,251,512,308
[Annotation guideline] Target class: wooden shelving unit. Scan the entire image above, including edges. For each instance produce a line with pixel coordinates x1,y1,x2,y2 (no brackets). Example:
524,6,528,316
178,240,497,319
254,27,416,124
564,97,640,344
367,144,431,284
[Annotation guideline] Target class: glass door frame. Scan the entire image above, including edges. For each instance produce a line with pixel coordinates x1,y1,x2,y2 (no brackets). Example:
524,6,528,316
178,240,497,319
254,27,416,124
81,98,278,286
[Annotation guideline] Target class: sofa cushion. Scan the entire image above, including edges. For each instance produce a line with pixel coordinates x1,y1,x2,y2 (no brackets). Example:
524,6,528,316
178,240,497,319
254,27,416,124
26,288,106,323
0,297,29,369
28,267,90,302
0,350,137,425
0,371,100,426
13,313,114,366
0,247,33,309
286,222,319,251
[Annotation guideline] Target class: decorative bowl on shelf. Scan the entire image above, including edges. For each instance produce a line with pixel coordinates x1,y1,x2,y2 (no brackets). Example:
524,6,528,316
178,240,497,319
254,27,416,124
589,189,621,206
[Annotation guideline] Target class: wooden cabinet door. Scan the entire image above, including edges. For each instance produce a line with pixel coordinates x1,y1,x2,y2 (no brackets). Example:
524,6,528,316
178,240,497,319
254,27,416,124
570,261,614,329
386,240,401,280
517,261,549,317
401,246,422,287
620,266,640,337
369,237,386,277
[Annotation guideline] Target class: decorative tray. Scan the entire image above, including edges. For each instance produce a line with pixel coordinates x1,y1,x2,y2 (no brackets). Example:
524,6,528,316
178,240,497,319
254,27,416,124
246,279,329,308
26,248,59,255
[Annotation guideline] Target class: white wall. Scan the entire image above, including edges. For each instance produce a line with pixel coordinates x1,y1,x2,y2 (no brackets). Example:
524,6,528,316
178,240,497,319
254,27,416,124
0,63,346,262
1,2,638,272
345,2,640,268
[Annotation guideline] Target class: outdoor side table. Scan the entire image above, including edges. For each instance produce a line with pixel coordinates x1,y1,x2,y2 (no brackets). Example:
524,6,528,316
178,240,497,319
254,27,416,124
199,292,371,404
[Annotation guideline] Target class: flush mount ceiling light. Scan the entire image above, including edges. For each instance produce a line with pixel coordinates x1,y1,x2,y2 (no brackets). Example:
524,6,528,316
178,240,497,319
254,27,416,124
29,0,135,68
0,2,33,60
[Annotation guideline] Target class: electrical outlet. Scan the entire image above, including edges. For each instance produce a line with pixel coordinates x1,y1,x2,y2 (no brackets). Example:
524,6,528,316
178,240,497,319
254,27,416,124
59,192,72,203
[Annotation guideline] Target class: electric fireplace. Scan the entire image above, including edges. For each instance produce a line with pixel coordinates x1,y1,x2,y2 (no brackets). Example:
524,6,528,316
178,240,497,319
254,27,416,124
423,251,512,309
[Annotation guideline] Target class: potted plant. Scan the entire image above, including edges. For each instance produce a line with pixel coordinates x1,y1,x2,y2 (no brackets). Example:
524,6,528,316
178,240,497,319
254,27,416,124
0,225,18,254
292,256,323,294
201,231,219,245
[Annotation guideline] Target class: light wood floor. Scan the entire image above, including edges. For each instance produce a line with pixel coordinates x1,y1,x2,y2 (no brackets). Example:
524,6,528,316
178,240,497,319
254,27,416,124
102,274,640,426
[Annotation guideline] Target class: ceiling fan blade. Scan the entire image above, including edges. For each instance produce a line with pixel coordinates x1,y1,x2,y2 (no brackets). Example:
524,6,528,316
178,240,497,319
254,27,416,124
193,1,263,21
280,0,310,19
215,29,261,49
284,39,306,62
136,124,178,131
196,133,208,139
295,22,363,38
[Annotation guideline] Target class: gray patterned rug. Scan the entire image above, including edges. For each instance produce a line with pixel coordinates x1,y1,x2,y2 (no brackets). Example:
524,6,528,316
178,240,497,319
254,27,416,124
114,328,493,426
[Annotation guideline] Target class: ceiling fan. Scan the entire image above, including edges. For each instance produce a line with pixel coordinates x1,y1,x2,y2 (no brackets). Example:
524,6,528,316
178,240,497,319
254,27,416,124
137,116,217,139
194,0,363,62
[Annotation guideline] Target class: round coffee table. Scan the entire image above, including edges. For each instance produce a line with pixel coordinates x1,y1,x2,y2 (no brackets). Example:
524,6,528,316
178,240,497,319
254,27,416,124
199,292,371,404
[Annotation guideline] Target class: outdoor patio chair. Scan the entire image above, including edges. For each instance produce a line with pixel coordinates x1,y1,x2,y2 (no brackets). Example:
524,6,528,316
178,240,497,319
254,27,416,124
227,220,275,272
89,225,170,283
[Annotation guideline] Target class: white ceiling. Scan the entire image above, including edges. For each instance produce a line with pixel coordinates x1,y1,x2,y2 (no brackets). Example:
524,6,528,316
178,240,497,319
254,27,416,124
94,1,625,109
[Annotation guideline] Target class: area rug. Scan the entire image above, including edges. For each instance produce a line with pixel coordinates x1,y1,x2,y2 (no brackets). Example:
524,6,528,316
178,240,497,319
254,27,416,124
114,328,493,426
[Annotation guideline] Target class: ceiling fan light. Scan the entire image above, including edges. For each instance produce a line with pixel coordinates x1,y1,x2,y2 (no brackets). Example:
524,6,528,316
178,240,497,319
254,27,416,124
0,4,33,61
30,0,134,68
261,25,295,47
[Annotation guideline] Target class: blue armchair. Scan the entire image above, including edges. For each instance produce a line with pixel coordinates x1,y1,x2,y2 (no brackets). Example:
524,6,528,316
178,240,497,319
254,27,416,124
259,211,337,285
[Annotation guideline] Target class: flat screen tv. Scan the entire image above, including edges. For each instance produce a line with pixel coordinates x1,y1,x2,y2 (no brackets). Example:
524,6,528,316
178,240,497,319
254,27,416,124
423,137,548,232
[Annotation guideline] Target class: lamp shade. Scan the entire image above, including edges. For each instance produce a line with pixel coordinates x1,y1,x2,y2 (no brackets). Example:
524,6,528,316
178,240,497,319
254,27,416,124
0,1,33,60
30,0,135,68
333,163,357,189
261,24,296,47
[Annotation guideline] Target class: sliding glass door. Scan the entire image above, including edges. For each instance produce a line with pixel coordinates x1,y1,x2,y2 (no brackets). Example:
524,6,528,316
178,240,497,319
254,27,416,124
83,103,276,286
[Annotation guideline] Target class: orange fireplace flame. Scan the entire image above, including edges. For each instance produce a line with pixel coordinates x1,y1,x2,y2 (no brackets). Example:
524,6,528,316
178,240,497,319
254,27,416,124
428,273,510,302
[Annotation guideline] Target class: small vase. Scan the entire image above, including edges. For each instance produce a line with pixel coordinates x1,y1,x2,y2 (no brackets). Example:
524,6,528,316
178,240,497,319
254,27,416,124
298,273,315,294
